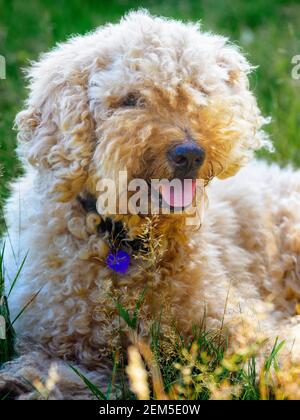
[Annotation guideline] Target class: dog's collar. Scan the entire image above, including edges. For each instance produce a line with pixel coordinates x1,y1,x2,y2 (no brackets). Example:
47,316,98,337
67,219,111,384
77,194,146,273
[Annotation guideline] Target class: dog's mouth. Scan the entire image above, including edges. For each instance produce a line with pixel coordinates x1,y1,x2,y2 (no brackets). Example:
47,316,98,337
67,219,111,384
151,179,197,212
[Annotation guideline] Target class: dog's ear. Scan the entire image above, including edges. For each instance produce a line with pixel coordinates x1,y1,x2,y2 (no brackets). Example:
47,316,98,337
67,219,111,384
213,44,272,179
15,46,97,202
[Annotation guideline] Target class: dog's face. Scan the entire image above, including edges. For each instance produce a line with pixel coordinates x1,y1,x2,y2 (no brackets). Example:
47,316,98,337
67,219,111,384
16,11,270,217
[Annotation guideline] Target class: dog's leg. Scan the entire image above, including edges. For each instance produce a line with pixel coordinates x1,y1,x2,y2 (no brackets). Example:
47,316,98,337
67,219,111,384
0,340,112,400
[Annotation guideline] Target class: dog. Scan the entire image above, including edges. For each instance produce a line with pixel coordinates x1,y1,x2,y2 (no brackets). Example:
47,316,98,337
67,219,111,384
1,10,300,399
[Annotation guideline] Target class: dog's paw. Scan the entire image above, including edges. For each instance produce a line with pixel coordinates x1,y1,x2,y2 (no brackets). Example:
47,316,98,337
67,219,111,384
0,371,35,400
0,352,51,400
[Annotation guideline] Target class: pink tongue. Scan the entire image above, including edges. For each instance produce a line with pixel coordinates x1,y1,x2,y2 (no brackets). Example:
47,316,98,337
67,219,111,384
161,180,196,208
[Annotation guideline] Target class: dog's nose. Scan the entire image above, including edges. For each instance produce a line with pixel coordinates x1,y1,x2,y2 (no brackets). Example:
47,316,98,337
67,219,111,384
167,142,205,176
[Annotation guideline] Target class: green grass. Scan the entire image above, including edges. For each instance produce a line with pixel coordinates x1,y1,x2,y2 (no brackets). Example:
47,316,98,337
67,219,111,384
69,295,286,400
0,244,16,366
0,257,293,400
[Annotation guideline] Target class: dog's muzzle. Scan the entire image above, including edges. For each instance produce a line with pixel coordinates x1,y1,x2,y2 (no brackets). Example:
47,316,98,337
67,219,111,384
167,140,205,179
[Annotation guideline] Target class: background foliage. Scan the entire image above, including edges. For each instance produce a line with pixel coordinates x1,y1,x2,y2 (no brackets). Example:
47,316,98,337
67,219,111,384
0,0,299,204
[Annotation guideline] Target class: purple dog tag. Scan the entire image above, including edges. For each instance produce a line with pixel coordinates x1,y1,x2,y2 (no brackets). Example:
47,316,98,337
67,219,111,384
106,249,131,274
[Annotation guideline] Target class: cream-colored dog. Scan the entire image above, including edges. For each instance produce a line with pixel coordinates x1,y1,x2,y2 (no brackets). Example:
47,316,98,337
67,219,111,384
1,11,300,399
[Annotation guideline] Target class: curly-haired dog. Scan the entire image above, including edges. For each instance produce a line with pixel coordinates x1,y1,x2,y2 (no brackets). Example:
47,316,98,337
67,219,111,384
1,11,300,399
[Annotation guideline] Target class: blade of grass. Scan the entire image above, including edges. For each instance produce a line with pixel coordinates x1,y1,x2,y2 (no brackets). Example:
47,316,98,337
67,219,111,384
69,364,106,400
20,375,46,399
264,337,285,372
105,352,118,400
0,295,16,366
115,302,133,328
12,287,42,325
0,242,6,296
116,288,147,330
132,287,147,330
7,251,28,298
0,391,12,400
0,208,17,266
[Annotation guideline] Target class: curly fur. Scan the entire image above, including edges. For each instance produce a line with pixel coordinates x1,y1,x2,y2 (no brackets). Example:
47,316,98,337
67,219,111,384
1,11,300,399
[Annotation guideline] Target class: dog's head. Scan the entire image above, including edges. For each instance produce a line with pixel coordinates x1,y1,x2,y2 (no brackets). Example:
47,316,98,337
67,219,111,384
16,11,270,218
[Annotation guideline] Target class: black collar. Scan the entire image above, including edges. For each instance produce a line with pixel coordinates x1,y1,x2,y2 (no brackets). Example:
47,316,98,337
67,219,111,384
77,194,145,254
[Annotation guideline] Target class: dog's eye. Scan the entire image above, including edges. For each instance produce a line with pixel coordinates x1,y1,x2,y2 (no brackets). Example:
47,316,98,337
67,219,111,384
120,93,139,107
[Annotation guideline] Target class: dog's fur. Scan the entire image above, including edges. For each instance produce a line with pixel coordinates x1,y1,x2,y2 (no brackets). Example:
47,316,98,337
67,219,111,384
1,11,300,399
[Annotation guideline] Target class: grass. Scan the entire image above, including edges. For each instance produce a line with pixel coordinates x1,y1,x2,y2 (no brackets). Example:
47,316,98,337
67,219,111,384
0,256,298,400
67,295,290,400
0,243,38,369
0,0,300,400
0,244,16,366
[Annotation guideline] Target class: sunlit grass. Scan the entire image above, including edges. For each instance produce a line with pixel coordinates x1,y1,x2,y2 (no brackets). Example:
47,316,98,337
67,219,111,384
0,238,299,400
70,293,296,400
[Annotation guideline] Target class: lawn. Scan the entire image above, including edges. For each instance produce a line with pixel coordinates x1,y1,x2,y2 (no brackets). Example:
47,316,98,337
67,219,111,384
0,0,300,400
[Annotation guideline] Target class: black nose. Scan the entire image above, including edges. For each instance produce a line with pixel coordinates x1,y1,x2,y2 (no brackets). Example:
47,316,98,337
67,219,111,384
167,142,205,177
